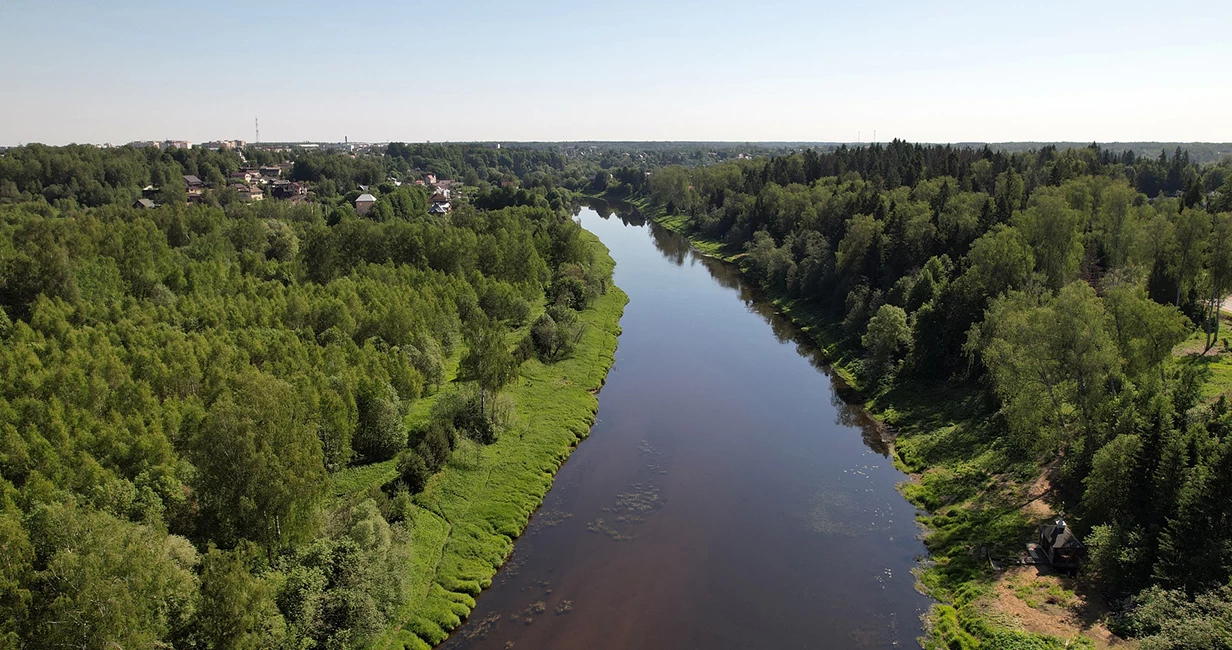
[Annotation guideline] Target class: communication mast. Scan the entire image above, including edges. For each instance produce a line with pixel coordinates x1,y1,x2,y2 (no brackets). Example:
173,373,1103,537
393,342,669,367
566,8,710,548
255,118,259,143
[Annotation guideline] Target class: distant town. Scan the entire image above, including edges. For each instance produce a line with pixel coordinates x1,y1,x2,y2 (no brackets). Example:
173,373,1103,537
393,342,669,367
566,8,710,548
119,138,460,213
101,138,501,155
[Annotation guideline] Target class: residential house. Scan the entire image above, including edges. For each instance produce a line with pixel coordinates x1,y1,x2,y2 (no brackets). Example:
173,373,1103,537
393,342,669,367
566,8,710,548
183,175,205,201
355,193,377,216
271,180,307,199
133,198,156,209
1037,519,1083,570
429,192,451,214
230,183,264,201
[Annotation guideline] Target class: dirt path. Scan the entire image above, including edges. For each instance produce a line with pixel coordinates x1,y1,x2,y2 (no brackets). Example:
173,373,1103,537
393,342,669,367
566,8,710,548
977,466,1135,649
987,566,1132,649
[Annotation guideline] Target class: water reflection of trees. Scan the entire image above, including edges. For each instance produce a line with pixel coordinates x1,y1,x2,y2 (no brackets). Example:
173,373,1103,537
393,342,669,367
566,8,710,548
578,198,646,226
684,231,891,457
579,199,891,458
647,221,692,266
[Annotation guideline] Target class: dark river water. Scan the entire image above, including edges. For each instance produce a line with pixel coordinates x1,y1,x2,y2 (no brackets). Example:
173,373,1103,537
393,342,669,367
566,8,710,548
442,203,931,649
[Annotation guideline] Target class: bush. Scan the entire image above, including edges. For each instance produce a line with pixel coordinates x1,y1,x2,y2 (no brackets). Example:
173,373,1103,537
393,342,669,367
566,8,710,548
455,400,496,445
387,488,414,523
478,282,531,325
430,390,498,445
406,337,445,393
397,451,430,493
416,421,455,472
548,272,589,310
530,313,561,359
861,303,911,383
531,305,582,362
513,332,536,363
1111,585,1232,650
352,381,406,462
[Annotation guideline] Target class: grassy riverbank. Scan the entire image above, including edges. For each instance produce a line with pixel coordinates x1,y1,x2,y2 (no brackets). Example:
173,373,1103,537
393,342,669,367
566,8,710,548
350,230,627,650
640,201,1113,649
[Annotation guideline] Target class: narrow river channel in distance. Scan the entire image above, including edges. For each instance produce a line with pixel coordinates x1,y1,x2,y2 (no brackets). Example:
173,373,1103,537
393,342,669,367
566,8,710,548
442,203,932,649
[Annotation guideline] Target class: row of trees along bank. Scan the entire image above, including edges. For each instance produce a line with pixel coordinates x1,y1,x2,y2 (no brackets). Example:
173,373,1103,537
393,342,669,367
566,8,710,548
637,140,1232,650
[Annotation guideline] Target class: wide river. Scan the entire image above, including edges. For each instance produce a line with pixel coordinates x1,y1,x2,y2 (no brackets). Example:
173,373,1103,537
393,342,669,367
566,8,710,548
442,203,931,649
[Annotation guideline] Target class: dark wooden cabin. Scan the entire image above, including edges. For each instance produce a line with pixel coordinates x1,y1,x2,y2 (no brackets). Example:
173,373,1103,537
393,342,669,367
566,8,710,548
1038,519,1083,569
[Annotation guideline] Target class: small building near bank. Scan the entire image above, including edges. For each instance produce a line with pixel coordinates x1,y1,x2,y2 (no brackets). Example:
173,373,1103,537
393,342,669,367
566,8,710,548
1038,519,1083,569
355,193,377,215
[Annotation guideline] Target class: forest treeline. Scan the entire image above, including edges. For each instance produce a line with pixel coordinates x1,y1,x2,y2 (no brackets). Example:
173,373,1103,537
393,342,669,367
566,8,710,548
0,141,614,648
637,140,1232,649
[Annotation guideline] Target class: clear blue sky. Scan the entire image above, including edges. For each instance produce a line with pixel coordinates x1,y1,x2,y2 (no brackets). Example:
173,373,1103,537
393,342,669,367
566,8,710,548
2,0,1230,145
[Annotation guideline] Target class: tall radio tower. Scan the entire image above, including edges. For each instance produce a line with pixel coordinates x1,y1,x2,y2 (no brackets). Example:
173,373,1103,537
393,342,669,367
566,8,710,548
255,117,259,143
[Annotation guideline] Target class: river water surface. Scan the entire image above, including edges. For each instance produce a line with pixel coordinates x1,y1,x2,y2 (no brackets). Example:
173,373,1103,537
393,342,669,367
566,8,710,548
442,204,931,649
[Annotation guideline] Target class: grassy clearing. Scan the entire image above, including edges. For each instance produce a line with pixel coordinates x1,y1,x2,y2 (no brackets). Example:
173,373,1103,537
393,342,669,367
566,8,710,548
332,348,464,501
1172,319,1232,400
641,205,1115,649
365,230,627,649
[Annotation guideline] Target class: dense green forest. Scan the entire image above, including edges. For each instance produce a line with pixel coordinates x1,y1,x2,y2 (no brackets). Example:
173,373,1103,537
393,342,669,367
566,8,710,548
7,138,1232,649
634,140,1232,649
0,143,624,649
